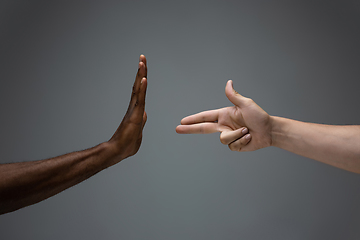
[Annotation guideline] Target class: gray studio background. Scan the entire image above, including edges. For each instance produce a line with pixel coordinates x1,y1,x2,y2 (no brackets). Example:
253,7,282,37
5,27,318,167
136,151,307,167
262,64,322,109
1,1,360,239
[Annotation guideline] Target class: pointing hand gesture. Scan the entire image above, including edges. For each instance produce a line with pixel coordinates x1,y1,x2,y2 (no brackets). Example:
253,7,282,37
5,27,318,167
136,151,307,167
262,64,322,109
176,80,272,152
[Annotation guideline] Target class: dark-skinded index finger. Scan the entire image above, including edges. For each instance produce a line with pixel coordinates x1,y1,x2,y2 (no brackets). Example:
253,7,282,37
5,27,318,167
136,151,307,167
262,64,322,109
128,55,147,124
175,122,219,134
129,57,147,109
134,62,146,93
134,55,147,91
140,54,147,68
139,55,147,80
180,109,219,125
132,77,147,120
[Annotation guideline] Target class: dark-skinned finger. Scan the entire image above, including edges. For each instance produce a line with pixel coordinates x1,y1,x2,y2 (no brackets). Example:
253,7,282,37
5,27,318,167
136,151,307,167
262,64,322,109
132,77,147,119
134,62,146,95
140,54,146,63
142,111,147,130
228,134,251,151
138,77,147,107
128,61,146,110
140,55,147,80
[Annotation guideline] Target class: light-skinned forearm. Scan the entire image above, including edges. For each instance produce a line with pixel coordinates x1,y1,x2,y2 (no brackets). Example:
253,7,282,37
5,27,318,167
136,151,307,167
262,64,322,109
0,142,119,214
270,116,360,173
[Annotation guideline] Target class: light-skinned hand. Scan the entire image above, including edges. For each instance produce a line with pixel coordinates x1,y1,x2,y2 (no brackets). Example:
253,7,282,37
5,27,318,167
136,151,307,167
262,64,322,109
176,80,272,152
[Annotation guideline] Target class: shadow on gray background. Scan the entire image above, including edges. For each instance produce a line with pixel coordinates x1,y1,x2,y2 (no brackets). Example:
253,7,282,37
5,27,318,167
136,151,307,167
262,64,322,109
1,1,360,239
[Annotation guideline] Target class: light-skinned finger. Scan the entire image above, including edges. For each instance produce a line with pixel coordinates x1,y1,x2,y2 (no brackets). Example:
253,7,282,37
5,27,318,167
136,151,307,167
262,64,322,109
225,80,250,108
228,134,252,151
176,122,218,134
180,109,219,125
220,127,248,145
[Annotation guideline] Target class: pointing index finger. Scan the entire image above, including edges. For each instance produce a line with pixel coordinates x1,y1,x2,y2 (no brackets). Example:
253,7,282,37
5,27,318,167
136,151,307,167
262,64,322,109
180,109,219,125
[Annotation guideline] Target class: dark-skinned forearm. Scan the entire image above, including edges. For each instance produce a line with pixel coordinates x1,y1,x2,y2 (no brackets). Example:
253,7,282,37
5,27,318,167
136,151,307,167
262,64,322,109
0,55,148,215
0,142,118,214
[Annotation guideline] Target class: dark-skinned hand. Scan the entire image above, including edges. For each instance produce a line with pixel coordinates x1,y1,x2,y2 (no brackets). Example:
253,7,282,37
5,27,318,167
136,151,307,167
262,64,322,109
108,55,148,161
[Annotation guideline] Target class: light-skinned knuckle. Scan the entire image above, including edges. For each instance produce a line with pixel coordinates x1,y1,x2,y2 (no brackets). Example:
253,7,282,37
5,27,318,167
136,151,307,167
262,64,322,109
231,139,239,146
239,138,247,145
228,144,236,151
242,97,251,104
199,125,204,134
219,135,227,144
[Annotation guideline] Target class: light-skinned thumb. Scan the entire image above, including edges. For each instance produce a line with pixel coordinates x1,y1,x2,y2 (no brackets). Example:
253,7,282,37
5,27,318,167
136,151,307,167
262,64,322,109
225,80,247,107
